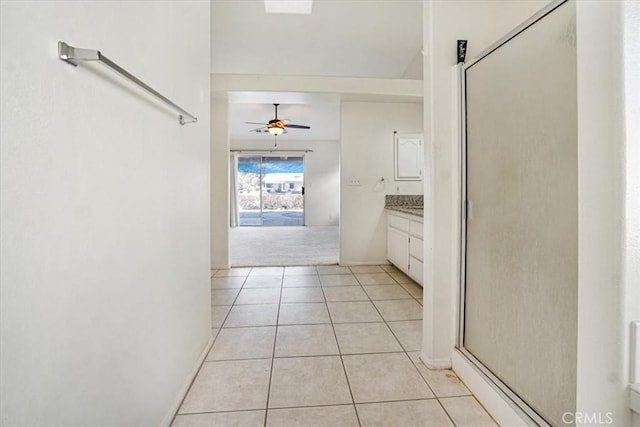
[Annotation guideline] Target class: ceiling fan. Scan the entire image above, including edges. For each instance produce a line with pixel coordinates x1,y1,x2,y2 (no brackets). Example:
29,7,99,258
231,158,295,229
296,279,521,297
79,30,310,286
245,103,311,137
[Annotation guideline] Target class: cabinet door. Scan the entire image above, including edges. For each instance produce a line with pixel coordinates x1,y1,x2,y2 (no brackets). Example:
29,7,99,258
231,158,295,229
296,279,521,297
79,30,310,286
394,133,423,181
387,227,409,271
409,237,423,262
409,256,423,285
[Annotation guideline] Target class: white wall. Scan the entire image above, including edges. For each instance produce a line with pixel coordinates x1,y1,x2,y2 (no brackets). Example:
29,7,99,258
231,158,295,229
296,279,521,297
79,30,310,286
625,3,640,426
211,74,422,100
341,101,423,265
575,1,639,426
230,139,340,227
0,2,211,425
211,95,230,269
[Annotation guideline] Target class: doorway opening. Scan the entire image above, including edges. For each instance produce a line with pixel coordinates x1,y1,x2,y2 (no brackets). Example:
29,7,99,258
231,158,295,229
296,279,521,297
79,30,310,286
237,155,305,227
229,146,340,267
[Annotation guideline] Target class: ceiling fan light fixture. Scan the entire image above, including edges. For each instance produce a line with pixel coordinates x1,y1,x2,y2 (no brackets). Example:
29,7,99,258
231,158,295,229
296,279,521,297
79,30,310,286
268,126,284,136
245,103,310,137
265,0,312,15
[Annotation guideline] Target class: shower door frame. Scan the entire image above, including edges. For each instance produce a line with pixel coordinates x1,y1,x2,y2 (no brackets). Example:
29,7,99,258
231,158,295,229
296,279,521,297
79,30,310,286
456,0,569,425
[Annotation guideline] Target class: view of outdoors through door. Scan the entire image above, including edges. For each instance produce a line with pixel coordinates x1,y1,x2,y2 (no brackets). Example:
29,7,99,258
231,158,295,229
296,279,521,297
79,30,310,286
237,155,304,226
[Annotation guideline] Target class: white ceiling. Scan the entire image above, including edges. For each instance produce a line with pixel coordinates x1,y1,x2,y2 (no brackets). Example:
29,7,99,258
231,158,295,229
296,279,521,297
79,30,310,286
210,0,423,79
213,0,423,142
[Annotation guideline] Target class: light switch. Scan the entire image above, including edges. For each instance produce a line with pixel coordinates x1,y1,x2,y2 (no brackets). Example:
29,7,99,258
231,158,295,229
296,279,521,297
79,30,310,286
348,177,361,186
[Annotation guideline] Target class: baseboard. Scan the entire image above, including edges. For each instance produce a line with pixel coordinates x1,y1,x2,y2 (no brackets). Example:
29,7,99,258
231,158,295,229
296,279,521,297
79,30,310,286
161,335,215,427
451,350,529,427
419,352,452,369
631,384,640,415
340,260,390,266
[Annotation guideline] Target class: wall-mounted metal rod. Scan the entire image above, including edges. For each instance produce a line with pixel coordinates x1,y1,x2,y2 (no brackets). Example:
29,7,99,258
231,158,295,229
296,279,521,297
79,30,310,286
58,41,197,125
230,149,313,153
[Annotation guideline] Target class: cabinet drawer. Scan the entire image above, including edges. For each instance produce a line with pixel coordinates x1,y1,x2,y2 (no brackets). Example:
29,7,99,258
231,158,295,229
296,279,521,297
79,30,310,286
409,256,423,286
410,220,423,239
388,213,410,232
409,237,423,261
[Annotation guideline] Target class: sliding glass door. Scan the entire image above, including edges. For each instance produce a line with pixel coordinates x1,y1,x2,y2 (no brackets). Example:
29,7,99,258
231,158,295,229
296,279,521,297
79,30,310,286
237,155,304,226
236,156,262,226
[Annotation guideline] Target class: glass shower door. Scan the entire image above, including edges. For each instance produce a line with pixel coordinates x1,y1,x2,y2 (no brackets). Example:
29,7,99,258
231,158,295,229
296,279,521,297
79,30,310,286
461,2,577,425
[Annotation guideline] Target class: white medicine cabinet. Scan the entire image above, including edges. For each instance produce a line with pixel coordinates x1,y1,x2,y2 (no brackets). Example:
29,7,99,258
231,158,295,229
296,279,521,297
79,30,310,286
394,133,423,181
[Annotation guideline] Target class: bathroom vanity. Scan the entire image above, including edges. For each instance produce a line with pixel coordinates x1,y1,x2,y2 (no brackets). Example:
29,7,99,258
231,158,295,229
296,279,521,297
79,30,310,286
385,195,424,286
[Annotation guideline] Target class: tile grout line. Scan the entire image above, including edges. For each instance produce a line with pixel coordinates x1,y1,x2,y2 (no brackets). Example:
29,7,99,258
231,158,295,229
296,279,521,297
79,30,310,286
338,270,448,426
229,269,463,425
232,296,419,305
189,266,472,425
209,270,253,346
268,396,441,410
458,395,500,426
171,268,253,424
203,350,409,364
381,265,424,305
353,270,441,403
368,269,464,426
178,396,448,417
435,397,460,427
349,267,423,306
214,270,252,331
376,273,449,397
263,267,285,427
319,276,363,427
362,276,465,426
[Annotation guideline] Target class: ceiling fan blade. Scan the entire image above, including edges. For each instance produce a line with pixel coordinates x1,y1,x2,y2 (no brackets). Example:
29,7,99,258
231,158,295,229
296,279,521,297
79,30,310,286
249,127,268,133
284,124,311,129
245,121,268,125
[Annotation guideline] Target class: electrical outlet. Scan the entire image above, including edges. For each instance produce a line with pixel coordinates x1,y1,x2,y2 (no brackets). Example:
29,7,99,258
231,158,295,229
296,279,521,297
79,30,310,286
348,177,361,186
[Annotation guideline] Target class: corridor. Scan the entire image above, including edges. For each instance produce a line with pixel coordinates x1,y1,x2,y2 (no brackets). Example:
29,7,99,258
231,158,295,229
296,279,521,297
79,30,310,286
172,265,496,426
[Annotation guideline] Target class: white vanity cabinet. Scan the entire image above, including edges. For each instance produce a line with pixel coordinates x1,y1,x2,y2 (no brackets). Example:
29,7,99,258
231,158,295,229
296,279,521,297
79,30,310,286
386,210,423,286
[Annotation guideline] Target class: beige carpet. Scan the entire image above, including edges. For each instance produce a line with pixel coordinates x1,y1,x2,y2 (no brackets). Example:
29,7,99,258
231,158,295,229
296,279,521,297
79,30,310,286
230,226,339,266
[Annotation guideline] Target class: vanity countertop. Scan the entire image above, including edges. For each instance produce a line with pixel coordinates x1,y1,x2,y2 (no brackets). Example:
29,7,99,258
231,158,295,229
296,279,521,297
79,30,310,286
385,206,424,217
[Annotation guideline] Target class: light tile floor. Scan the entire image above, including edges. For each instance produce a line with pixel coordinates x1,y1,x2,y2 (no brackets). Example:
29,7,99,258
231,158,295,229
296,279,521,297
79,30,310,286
173,265,497,427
